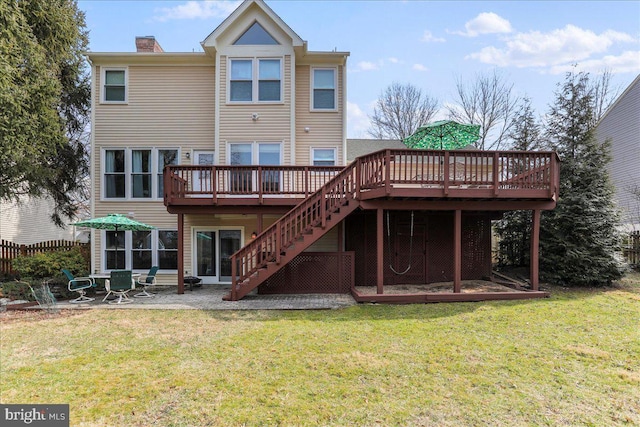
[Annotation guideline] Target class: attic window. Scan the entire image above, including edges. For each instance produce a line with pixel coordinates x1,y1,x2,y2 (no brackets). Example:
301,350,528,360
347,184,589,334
234,22,279,45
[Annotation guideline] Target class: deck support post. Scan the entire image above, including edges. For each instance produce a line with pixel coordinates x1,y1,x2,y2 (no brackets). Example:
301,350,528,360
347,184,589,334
530,209,541,291
257,213,263,233
377,208,384,294
177,213,185,294
454,209,462,293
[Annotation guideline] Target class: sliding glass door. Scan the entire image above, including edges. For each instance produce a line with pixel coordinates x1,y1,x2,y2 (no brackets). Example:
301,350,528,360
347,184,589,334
193,228,242,284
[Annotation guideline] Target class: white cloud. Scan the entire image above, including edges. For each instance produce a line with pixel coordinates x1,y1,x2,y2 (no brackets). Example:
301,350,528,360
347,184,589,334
467,25,637,70
387,57,400,64
549,50,640,75
413,64,429,72
357,61,380,71
153,1,240,22
457,12,512,37
347,101,371,138
421,30,445,43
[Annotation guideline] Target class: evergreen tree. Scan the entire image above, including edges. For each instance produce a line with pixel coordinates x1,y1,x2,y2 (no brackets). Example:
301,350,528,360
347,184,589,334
540,71,623,286
0,0,89,226
495,98,541,266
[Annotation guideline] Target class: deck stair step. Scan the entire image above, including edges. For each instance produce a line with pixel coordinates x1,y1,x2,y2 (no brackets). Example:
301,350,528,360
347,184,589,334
224,196,359,301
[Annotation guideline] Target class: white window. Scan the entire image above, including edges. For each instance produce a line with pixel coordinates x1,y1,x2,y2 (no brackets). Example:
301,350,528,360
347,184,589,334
312,148,337,166
157,150,178,198
104,149,125,198
229,58,282,103
312,68,336,110
234,22,279,45
131,149,152,198
157,230,178,270
102,68,127,102
230,60,253,102
102,148,178,200
103,229,178,272
228,142,282,192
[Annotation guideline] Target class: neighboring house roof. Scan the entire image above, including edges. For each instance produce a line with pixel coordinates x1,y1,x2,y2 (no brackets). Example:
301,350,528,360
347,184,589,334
346,139,406,163
595,74,640,227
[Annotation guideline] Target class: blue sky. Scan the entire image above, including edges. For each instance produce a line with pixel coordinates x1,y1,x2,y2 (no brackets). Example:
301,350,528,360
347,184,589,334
79,0,640,138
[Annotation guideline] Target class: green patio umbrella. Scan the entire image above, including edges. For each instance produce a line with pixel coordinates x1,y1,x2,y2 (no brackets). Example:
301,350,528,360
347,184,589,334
72,214,156,268
403,120,481,150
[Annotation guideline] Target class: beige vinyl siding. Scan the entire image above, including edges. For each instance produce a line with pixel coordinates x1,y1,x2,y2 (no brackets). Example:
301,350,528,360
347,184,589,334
94,65,215,198
219,55,292,164
294,65,344,166
305,225,339,252
0,197,75,245
92,64,215,280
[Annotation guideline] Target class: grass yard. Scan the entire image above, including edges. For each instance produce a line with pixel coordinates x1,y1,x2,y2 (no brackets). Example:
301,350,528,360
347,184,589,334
1,274,639,426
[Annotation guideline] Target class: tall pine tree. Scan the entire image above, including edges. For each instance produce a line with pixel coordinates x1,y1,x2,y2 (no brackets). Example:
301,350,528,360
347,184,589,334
0,0,89,226
495,98,541,267
540,71,623,286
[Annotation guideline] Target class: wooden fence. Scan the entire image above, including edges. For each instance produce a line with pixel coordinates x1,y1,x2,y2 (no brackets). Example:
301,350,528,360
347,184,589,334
0,239,88,275
624,231,640,267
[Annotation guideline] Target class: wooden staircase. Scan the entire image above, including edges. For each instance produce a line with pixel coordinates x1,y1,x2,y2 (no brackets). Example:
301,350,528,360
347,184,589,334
224,164,360,301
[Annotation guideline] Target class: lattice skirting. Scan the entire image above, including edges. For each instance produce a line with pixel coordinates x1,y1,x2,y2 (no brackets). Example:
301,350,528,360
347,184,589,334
258,252,354,294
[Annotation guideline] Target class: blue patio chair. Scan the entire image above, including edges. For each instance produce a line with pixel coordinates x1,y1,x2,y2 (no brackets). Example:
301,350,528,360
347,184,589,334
62,269,95,303
103,270,134,304
134,266,159,298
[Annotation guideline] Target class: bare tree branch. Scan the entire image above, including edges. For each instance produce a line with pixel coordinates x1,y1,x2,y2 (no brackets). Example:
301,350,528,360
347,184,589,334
368,82,439,140
447,70,519,150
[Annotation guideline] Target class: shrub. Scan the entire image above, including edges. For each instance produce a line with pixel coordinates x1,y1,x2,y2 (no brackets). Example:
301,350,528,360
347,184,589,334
12,247,89,284
0,281,33,301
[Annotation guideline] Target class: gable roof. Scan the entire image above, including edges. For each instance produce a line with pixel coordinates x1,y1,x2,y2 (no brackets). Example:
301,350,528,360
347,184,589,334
597,74,640,125
201,0,306,53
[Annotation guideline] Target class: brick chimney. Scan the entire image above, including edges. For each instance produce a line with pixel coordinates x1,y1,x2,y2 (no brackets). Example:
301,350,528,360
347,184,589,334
135,36,164,53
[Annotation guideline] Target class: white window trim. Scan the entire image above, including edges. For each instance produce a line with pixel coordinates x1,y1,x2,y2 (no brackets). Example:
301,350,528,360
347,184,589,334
100,67,128,104
310,67,338,112
227,141,284,165
101,229,178,273
227,57,283,104
310,147,338,166
101,147,180,201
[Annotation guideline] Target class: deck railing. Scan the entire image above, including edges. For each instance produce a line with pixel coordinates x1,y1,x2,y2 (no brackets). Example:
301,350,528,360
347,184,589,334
357,149,559,197
164,165,343,205
164,150,559,205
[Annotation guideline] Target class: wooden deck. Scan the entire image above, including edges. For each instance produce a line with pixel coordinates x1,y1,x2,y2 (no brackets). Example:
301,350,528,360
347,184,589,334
164,149,560,211
163,149,560,300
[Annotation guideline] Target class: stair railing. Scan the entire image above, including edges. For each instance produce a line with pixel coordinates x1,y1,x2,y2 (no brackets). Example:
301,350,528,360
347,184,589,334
230,161,359,299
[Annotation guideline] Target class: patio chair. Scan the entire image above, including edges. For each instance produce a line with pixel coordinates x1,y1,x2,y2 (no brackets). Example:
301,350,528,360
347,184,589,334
62,269,95,303
134,266,159,298
103,270,134,304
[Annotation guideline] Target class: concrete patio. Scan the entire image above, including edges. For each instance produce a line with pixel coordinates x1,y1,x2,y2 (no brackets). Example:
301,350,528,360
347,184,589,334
53,285,357,310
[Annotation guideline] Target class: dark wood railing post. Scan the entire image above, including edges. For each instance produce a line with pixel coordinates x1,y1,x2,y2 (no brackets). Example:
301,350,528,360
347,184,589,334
231,254,237,300
443,151,450,196
257,166,263,204
276,222,282,265
355,158,361,199
385,150,391,195
320,187,327,229
493,152,500,196
212,166,217,205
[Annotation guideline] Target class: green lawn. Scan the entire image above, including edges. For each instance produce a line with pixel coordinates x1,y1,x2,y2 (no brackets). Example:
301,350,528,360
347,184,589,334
1,275,639,427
